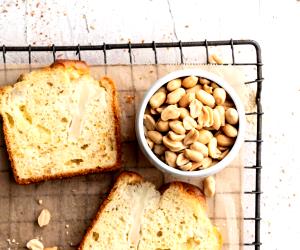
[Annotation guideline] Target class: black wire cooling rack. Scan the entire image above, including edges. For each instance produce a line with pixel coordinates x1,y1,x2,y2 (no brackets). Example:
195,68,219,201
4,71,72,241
0,39,263,249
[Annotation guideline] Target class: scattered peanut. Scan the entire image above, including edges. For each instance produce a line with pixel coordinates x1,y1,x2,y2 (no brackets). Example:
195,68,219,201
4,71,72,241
37,209,51,227
149,91,166,108
144,114,156,131
184,149,204,162
213,88,226,105
203,176,216,197
196,90,215,108
182,75,198,88
179,92,195,108
144,74,240,172
176,153,190,166
26,239,44,250
161,105,180,121
167,78,182,91
165,151,177,167
225,108,239,125
222,124,238,137
147,131,163,144
166,87,186,104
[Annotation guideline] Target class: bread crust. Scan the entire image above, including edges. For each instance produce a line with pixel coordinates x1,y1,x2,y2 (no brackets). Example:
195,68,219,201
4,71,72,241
0,60,122,184
78,171,142,250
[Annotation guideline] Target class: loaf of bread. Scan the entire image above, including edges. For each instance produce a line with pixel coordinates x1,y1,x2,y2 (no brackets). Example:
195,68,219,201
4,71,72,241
79,171,222,250
0,60,121,184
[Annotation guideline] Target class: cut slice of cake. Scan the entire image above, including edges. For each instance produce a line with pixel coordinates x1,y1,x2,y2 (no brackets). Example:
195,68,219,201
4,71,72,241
0,60,121,184
79,171,222,250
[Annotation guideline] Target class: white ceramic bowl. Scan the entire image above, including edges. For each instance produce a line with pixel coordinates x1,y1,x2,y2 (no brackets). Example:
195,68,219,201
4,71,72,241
136,69,245,179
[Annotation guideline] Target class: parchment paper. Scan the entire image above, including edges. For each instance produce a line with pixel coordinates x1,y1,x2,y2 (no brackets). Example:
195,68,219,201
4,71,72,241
0,64,245,250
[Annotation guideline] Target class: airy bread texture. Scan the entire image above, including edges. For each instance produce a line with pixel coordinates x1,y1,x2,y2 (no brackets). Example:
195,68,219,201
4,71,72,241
79,172,222,250
0,60,121,184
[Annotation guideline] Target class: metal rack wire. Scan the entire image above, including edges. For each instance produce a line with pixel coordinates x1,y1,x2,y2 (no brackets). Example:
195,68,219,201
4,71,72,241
0,39,263,249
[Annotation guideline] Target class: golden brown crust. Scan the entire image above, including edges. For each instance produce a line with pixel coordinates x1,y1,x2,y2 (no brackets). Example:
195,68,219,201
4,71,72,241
78,171,143,250
160,181,207,211
0,60,122,185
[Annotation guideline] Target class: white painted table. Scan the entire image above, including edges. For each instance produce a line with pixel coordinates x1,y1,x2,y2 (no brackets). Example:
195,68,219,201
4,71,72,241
1,0,300,249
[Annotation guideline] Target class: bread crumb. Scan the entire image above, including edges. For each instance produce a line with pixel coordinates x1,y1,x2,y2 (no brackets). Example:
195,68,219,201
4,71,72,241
65,224,69,228
37,199,43,205
37,209,51,227
125,95,135,104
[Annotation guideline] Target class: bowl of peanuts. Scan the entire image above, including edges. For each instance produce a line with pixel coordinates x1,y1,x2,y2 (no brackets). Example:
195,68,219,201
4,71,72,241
136,69,245,178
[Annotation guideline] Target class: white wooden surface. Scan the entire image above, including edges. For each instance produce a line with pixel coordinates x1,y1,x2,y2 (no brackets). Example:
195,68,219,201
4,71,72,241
1,0,300,249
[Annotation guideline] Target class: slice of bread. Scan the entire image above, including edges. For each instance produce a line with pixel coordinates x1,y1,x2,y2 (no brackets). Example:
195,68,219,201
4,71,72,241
0,60,121,184
79,171,222,250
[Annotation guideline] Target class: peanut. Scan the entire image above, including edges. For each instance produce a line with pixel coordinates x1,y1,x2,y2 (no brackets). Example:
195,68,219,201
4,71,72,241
184,149,204,162
218,149,230,160
223,100,235,109
163,136,185,152
201,157,213,169
165,151,177,167
203,176,216,197
183,116,197,130
168,131,185,141
180,162,193,171
146,138,154,149
157,86,167,93
212,108,221,130
179,107,190,119
222,124,238,137
37,209,51,227
202,106,214,127
179,92,195,108
208,137,222,159
198,129,213,144
213,88,226,105
186,84,202,95
184,128,199,145
208,54,223,64
215,105,225,126
154,144,167,155
149,91,166,109
147,131,163,144
156,119,169,132
216,134,235,147
203,84,213,94
166,87,186,104
143,114,156,131
211,82,219,88
225,108,239,125
26,239,44,250
150,108,158,115
191,161,202,170
190,142,208,157
167,78,182,91
169,120,186,135
199,77,210,85
161,105,180,121
156,106,166,113
189,99,203,118
182,75,198,88
176,153,190,166
196,89,215,108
